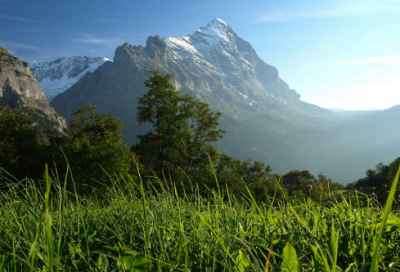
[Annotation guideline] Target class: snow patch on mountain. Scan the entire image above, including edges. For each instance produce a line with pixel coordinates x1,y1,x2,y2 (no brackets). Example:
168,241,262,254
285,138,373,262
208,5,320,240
31,56,110,101
164,18,273,107
196,18,232,44
239,91,258,106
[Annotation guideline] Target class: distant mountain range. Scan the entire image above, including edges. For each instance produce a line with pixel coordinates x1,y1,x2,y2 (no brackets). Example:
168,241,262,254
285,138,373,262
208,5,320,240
27,19,399,184
31,56,110,102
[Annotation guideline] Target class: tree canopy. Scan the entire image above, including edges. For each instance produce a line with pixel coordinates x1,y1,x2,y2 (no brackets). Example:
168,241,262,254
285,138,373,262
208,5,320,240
132,70,225,187
46,104,131,194
0,108,44,181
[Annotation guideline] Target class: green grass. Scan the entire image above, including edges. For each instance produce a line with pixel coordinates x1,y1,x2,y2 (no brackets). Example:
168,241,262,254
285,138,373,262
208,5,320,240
0,166,399,271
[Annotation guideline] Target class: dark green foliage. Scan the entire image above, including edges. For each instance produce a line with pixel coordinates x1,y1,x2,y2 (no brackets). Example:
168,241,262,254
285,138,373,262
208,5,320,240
0,108,44,182
46,104,131,194
347,157,400,205
0,105,132,195
346,159,398,190
132,70,225,191
318,173,344,192
281,170,344,201
217,157,282,202
282,170,316,198
388,157,400,180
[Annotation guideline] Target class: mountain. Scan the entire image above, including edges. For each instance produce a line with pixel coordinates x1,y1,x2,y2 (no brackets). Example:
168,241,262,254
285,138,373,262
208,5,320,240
51,19,336,122
31,56,111,101
0,45,66,135
49,19,399,184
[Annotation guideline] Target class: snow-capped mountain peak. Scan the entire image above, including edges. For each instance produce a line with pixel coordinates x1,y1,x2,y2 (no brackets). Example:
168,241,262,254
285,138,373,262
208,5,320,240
161,19,303,113
31,56,111,101
164,18,245,75
196,18,232,43
46,19,299,122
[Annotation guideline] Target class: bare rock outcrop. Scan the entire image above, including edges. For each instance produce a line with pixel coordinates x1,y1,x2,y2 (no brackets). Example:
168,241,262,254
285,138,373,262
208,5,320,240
0,46,66,135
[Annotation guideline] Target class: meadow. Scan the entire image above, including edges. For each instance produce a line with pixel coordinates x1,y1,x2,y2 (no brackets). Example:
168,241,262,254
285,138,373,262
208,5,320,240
0,165,399,272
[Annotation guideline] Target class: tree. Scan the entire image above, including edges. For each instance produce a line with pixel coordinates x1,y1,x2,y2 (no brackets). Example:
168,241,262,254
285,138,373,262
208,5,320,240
0,108,44,182
132,70,225,185
387,157,400,178
282,170,315,197
46,105,131,194
350,162,391,191
318,173,343,192
344,158,400,205
238,161,287,202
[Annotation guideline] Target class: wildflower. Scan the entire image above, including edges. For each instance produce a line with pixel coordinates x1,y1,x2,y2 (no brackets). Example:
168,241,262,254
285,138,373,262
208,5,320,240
374,207,379,211
371,192,375,197
307,185,312,189
360,201,363,203
194,202,197,206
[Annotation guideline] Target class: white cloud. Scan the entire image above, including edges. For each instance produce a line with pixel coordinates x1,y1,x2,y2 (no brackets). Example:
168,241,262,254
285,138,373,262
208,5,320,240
73,34,125,46
0,41,41,52
73,38,111,44
0,14,39,23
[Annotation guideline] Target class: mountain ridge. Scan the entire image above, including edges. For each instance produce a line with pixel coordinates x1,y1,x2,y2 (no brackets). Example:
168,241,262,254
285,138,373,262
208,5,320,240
31,56,110,101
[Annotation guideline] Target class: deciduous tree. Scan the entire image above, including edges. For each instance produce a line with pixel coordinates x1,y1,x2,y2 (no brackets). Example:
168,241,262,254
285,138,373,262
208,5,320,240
0,109,43,182
132,70,225,186
47,104,131,194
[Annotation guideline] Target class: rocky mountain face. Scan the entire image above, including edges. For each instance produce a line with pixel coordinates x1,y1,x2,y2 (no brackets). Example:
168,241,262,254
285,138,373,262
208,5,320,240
51,19,335,122
0,46,66,135
31,56,110,101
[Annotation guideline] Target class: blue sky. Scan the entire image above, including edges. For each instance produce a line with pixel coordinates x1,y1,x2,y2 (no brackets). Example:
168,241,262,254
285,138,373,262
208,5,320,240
1,0,400,110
